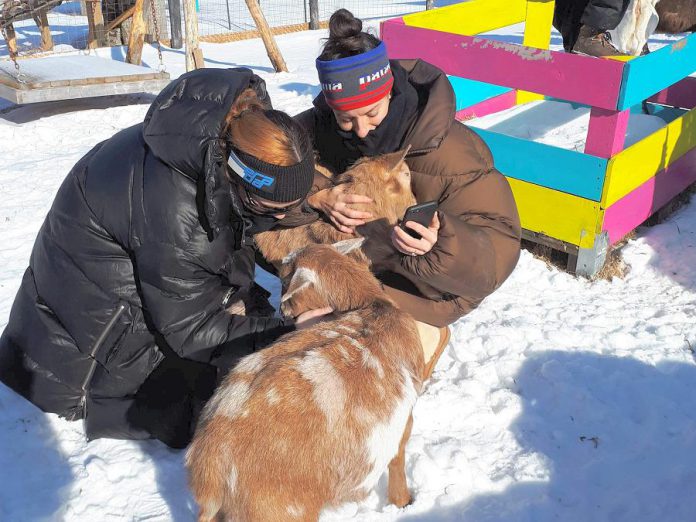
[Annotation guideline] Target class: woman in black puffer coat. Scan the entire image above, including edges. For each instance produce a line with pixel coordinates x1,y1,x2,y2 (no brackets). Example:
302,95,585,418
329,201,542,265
0,68,325,448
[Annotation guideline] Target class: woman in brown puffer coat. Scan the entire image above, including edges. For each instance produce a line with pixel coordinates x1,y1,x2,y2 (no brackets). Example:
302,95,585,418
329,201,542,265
295,9,521,376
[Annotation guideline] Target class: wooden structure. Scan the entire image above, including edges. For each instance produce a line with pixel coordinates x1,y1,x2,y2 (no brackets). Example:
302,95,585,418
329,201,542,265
381,0,696,277
0,54,169,103
0,0,169,103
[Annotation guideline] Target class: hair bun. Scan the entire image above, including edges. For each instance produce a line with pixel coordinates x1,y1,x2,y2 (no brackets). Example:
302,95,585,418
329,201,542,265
328,8,363,40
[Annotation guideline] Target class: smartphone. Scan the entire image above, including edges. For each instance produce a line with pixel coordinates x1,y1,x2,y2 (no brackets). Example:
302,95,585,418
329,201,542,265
400,201,438,239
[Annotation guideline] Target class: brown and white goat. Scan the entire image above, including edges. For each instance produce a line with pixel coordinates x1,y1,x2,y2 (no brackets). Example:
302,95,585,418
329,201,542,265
254,148,416,270
186,242,424,522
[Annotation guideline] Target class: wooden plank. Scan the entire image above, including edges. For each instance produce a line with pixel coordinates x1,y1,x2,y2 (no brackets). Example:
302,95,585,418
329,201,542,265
469,127,609,201
402,0,527,36
0,77,169,104
648,76,696,110
105,5,135,33
381,18,625,110
602,105,696,207
618,32,696,110
584,107,630,158
522,0,554,49
517,0,555,104
602,146,696,244
448,76,512,111
456,90,517,120
508,177,602,249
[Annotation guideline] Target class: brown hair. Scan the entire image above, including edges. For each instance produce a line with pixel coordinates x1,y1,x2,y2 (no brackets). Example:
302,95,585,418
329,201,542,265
225,88,310,167
319,8,381,61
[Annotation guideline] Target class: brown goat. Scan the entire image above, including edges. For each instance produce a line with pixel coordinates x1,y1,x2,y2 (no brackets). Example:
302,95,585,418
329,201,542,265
254,148,416,270
186,242,424,522
656,0,696,33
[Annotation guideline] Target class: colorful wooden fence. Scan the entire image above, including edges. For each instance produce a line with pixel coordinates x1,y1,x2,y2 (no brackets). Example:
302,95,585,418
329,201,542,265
381,0,696,276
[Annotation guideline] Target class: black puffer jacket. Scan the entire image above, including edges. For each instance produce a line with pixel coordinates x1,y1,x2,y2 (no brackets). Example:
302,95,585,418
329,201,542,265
0,68,291,441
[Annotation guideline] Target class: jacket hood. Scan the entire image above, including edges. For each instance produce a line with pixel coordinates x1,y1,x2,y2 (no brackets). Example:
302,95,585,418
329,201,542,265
143,67,268,178
396,59,456,154
142,68,270,238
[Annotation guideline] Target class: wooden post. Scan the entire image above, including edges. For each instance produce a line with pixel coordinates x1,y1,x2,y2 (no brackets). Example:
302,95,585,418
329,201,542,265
183,0,203,70
585,107,630,158
168,0,183,48
32,8,54,51
4,23,18,57
144,0,169,43
245,0,287,72
85,0,107,49
126,0,147,65
308,0,319,30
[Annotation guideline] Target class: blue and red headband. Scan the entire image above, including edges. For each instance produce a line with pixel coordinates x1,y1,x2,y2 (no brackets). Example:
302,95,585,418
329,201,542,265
316,42,394,111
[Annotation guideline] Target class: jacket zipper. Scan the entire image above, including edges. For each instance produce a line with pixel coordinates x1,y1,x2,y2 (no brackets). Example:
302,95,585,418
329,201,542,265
75,303,127,418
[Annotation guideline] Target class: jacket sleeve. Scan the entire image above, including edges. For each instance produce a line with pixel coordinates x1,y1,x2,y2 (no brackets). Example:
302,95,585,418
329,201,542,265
400,168,521,301
134,240,293,363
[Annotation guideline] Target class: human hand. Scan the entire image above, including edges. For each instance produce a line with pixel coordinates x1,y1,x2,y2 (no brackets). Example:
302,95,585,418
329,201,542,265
307,186,373,234
391,212,440,257
294,307,333,329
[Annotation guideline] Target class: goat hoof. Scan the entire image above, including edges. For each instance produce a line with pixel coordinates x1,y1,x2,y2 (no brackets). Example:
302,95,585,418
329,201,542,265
388,491,412,508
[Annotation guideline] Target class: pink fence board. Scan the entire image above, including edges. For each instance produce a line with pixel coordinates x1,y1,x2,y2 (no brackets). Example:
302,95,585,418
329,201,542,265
585,107,630,158
602,147,696,244
648,76,696,110
381,17,626,110
455,90,517,120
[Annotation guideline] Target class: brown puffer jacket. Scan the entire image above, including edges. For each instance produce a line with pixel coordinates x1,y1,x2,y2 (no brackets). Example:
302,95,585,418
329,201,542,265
296,59,521,327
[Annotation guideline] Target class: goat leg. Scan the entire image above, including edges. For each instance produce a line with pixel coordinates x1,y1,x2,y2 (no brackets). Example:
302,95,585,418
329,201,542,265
387,413,414,508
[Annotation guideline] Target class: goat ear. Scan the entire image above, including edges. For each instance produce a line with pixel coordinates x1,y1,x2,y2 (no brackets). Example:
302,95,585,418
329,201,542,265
383,144,412,172
281,267,319,303
332,237,366,255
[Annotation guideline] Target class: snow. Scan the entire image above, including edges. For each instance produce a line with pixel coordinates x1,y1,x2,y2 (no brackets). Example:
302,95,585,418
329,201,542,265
2,17,696,522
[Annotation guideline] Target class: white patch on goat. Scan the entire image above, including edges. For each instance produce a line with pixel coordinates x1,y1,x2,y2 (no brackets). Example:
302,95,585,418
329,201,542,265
217,381,252,419
266,387,280,405
297,351,346,429
234,351,266,376
287,504,305,518
335,324,361,336
361,348,385,378
321,330,340,338
336,344,351,361
357,368,418,493
281,248,302,265
332,237,366,254
228,465,238,492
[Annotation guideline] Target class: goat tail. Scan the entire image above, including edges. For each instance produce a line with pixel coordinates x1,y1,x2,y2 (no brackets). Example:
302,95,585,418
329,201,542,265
185,434,229,522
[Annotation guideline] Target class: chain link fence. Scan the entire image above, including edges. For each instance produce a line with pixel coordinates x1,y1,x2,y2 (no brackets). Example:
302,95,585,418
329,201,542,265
1,0,456,58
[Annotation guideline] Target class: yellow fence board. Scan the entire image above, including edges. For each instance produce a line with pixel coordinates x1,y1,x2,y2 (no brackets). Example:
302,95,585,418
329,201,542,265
522,0,555,49
602,106,696,207
403,0,527,36
508,177,603,248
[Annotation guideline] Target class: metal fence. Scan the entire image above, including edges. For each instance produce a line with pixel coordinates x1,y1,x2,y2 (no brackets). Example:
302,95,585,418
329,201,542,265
1,0,454,59
193,0,445,40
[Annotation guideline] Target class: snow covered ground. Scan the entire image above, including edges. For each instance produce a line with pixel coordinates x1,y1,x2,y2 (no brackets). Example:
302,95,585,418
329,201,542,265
1,19,696,522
